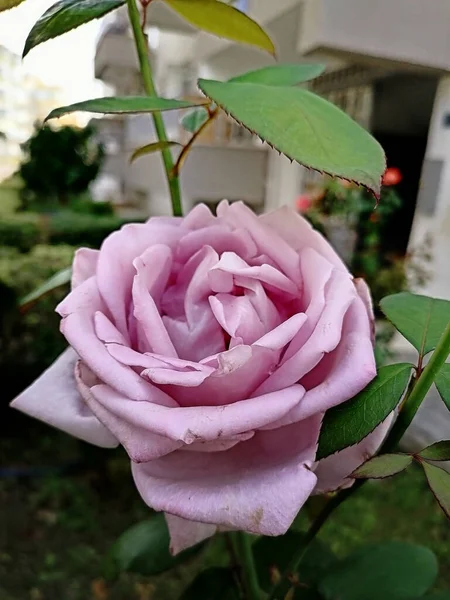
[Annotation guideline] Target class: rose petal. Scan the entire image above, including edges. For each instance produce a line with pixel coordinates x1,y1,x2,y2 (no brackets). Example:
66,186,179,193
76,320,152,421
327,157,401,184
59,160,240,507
210,251,299,295
169,345,278,407
313,413,395,493
89,382,305,443
217,201,301,283
254,313,307,351
95,312,128,345
132,417,321,536
209,294,266,345
165,514,217,555
81,376,182,462
184,431,255,453
255,266,356,396
96,222,182,335
263,298,377,428
177,226,257,265
57,276,104,317
182,203,216,230
260,206,347,272
10,349,118,448
354,278,375,342
60,310,154,401
132,268,178,358
71,248,99,289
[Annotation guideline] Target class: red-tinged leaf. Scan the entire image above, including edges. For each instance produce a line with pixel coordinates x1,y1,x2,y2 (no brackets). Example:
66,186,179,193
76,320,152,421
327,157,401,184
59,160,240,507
419,440,450,462
352,454,413,479
422,462,450,520
130,141,180,163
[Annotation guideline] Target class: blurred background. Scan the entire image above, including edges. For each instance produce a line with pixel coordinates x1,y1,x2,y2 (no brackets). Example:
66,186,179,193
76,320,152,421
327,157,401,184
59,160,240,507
1,1,450,598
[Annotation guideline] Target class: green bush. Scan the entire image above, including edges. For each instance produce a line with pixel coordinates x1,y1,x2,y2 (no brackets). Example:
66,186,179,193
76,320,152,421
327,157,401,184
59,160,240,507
0,244,75,403
0,211,135,252
48,212,129,248
0,214,41,252
70,196,114,217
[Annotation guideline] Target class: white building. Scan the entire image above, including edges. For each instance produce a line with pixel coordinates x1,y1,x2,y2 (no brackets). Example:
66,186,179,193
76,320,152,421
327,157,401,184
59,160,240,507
93,0,450,300
0,45,68,181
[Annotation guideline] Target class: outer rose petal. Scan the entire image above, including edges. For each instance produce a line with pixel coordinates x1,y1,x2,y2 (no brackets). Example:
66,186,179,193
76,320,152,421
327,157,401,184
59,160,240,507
354,277,375,343
260,205,347,272
71,248,99,289
132,417,321,537
313,413,395,494
88,383,306,444
165,514,217,555
10,349,118,448
96,222,183,335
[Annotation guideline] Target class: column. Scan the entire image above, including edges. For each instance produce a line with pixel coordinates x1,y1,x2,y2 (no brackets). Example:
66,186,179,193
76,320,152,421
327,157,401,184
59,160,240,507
264,149,305,213
408,75,450,300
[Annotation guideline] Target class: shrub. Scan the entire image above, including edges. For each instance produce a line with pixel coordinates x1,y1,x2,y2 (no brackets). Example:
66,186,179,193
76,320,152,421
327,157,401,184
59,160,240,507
69,196,114,217
19,123,105,210
0,211,135,252
48,212,129,248
0,214,41,252
0,244,75,403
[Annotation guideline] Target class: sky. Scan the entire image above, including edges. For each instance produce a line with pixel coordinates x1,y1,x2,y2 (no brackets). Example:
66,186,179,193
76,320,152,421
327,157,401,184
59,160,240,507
0,0,105,102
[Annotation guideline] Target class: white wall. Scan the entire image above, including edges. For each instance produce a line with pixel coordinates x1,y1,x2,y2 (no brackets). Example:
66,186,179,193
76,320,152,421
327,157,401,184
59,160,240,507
300,0,450,72
265,152,304,213
408,76,450,300
121,114,269,216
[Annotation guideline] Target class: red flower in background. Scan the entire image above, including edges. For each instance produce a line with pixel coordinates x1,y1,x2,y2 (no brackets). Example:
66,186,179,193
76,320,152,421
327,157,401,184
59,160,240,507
296,194,312,213
383,167,402,187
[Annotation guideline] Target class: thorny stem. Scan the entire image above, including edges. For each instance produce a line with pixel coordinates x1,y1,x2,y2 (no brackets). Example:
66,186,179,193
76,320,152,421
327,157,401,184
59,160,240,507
383,319,450,451
268,320,450,599
126,0,183,216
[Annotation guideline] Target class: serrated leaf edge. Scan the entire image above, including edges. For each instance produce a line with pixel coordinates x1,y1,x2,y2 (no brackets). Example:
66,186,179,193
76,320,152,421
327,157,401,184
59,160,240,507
197,81,385,198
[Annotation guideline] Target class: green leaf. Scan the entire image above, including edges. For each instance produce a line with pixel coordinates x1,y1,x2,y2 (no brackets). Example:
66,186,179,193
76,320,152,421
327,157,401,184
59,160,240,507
422,462,450,520
352,454,413,479
380,292,450,356
108,514,202,577
198,79,385,196
164,0,275,55
253,531,336,593
19,267,72,310
180,107,209,133
435,363,450,412
317,363,413,460
419,440,450,462
319,542,438,600
229,63,325,86
23,0,125,57
0,0,25,12
179,567,239,600
130,141,180,163
46,96,208,121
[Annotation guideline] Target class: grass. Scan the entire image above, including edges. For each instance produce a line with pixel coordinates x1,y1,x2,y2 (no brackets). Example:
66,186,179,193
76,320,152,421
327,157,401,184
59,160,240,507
1,417,449,600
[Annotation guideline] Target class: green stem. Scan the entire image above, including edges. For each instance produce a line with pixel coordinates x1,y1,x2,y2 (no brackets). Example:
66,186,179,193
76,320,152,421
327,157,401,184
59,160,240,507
383,320,450,451
267,482,363,600
126,0,182,216
231,532,264,600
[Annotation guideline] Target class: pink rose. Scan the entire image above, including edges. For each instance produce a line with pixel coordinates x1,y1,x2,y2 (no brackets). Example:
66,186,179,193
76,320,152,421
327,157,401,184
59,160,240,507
12,201,384,553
